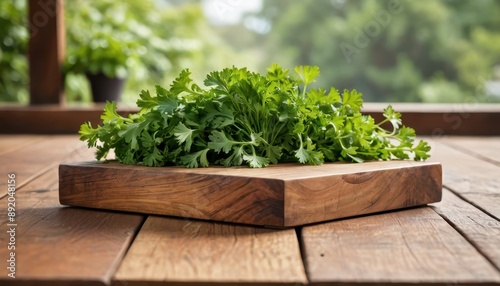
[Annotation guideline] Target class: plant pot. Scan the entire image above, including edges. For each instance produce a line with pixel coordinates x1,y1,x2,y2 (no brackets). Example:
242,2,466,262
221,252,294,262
86,72,126,103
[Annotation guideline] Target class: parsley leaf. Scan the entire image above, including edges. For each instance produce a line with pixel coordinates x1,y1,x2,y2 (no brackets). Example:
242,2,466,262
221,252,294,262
173,122,194,152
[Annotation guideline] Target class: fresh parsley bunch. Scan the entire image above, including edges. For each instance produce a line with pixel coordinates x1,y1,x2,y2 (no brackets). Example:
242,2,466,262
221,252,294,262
79,64,430,168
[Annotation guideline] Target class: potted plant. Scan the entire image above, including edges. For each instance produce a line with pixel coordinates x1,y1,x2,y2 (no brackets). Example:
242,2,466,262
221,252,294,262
64,31,140,103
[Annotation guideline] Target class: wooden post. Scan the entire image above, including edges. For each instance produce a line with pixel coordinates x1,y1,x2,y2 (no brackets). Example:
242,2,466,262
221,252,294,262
28,0,65,105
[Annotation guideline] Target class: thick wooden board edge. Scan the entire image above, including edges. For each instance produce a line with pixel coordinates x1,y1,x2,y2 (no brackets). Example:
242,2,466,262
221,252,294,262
284,163,442,226
59,162,285,227
59,161,442,228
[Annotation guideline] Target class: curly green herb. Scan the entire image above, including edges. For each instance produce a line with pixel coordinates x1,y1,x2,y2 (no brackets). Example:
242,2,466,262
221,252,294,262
79,64,430,168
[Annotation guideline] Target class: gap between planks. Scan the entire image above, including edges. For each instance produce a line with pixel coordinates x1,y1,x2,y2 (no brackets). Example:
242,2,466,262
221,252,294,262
300,206,500,285
427,137,500,221
0,141,145,286
431,188,500,273
438,136,500,168
112,216,308,285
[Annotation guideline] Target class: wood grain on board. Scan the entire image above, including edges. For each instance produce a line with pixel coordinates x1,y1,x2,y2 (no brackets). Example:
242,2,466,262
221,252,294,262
59,160,442,227
113,216,307,285
301,207,500,284
0,140,144,286
429,138,500,220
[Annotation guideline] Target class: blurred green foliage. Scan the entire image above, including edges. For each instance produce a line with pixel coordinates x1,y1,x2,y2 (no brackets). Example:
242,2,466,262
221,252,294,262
1,0,499,104
0,1,28,103
256,0,500,102
63,0,243,103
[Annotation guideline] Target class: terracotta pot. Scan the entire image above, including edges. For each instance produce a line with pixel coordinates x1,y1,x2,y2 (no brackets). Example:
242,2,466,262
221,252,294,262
86,72,126,103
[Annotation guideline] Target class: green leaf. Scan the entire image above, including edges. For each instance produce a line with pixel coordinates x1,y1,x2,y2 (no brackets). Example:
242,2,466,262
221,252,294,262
342,89,363,112
397,126,416,148
221,146,244,167
180,148,210,168
101,101,121,122
155,85,178,115
326,87,341,103
414,140,431,161
266,63,289,82
79,122,99,147
143,146,163,167
208,130,234,153
173,122,194,151
293,121,305,134
243,152,270,168
294,145,310,164
347,154,364,163
383,105,402,130
118,123,142,151
294,65,320,86
330,116,344,132
136,89,157,110
264,145,282,164
294,146,323,165
170,69,193,95
294,135,323,165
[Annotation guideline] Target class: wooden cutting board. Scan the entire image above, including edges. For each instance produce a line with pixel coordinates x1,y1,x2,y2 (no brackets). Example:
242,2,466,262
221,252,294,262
59,160,442,227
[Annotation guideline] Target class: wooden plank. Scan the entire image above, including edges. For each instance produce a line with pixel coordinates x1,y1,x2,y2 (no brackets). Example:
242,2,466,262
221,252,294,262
0,136,85,198
438,136,500,166
0,135,43,156
113,216,307,285
0,105,138,134
431,189,500,271
428,138,500,220
301,207,500,284
59,160,441,227
28,0,65,104
0,144,144,286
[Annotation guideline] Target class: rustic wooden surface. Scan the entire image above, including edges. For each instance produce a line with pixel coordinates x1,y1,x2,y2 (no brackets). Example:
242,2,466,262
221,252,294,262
0,138,144,286
1,135,500,285
301,207,500,284
427,137,500,220
431,189,500,270
59,160,441,227
113,216,307,285
0,136,84,198
302,208,500,283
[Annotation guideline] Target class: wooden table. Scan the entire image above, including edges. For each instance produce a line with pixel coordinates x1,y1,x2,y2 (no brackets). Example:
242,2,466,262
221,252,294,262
1,135,499,285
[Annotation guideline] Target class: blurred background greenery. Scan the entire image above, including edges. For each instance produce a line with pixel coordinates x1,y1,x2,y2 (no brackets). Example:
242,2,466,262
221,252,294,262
1,0,500,104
